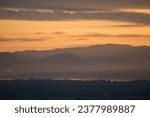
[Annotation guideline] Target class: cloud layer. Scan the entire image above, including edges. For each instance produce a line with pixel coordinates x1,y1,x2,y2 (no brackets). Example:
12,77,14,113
0,37,46,42
0,8,150,24
0,0,150,24
0,0,150,10
71,33,150,38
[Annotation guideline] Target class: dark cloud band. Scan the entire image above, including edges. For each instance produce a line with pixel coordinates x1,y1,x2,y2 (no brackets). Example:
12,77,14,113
0,0,150,10
0,37,46,42
0,8,150,25
0,0,150,24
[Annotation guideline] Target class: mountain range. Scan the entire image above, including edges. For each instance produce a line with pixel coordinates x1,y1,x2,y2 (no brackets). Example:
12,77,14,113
0,44,150,80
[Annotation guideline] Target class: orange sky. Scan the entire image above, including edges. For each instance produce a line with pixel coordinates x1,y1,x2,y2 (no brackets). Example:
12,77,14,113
0,1,150,52
0,19,150,52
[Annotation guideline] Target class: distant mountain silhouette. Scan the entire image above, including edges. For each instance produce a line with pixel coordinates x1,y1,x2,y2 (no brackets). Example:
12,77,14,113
13,44,150,61
0,44,150,80
0,52,19,62
41,52,83,63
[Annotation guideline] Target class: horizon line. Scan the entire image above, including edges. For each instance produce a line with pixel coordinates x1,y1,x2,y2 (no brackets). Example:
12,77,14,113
0,43,149,53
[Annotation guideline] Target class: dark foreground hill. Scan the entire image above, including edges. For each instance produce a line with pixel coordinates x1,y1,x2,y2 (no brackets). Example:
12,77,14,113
0,80,150,100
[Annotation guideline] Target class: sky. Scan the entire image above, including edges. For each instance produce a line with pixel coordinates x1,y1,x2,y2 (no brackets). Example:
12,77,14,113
0,0,150,52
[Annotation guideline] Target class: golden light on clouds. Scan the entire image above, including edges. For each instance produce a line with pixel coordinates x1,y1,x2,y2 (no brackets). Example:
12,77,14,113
120,9,150,14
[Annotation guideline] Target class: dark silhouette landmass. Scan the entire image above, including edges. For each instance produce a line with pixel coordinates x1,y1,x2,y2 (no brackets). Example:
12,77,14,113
0,44,150,80
0,80,150,100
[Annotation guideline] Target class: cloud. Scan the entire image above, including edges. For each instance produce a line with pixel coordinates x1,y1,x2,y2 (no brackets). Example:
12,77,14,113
0,38,13,42
35,32,45,35
76,38,88,40
0,8,150,24
71,33,150,38
0,0,150,10
52,31,65,35
0,0,150,24
0,37,46,42
107,24,146,27
20,38,46,42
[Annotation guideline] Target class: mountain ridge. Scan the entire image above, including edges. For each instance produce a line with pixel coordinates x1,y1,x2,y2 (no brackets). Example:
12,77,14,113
0,44,150,78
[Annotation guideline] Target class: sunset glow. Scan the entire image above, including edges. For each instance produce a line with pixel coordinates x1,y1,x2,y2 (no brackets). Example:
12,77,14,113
0,0,150,52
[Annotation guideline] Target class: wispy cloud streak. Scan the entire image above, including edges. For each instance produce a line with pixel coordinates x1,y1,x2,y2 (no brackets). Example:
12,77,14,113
0,37,46,42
